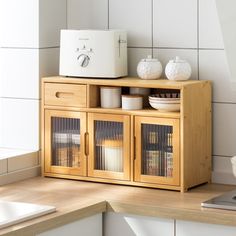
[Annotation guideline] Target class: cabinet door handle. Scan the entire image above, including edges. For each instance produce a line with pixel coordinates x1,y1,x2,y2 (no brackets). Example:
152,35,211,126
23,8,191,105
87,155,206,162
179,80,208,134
84,132,89,156
134,136,136,160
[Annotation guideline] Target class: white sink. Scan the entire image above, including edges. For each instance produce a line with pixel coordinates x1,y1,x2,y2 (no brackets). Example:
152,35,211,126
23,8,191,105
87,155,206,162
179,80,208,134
0,201,56,229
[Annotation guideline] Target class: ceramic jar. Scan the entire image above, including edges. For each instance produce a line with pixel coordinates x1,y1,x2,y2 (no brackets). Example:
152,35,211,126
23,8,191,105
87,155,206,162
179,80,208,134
130,87,150,107
103,139,123,172
165,56,192,81
122,95,143,110
137,55,163,80
100,86,121,108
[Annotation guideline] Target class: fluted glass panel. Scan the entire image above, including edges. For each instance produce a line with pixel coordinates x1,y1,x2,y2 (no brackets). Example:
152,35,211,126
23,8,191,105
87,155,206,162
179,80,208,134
94,121,123,172
51,117,81,167
141,124,173,177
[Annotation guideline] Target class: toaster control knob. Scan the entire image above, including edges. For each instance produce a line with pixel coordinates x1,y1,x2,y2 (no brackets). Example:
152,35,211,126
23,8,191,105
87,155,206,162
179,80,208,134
77,54,90,67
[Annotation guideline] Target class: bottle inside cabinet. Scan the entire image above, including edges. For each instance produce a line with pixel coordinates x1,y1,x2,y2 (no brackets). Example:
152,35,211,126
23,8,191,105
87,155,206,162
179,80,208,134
51,117,81,167
94,121,123,172
141,124,173,177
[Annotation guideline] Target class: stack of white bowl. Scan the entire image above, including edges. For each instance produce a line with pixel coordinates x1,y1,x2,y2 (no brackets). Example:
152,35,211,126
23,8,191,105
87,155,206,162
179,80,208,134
149,93,180,112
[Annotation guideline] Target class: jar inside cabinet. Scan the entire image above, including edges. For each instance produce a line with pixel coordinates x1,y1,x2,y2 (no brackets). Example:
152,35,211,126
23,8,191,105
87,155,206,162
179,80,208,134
44,110,87,176
134,116,180,186
88,113,130,180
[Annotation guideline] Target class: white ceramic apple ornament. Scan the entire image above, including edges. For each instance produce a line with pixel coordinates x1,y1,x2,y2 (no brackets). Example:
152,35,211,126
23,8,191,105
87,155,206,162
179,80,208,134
137,55,163,80
165,56,192,81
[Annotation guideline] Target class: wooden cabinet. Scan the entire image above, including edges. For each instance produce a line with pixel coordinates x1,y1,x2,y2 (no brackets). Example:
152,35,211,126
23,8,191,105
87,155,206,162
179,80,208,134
44,110,87,176
41,77,212,192
88,113,131,181
134,116,180,186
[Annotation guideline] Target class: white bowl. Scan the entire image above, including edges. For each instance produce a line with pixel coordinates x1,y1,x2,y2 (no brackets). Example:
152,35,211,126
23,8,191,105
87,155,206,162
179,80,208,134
149,101,180,112
149,97,180,102
149,99,180,104
149,93,180,99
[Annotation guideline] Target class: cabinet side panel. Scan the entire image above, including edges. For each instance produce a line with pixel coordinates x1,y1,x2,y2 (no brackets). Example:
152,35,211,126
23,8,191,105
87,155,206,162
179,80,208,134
41,81,45,175
181,81,212,190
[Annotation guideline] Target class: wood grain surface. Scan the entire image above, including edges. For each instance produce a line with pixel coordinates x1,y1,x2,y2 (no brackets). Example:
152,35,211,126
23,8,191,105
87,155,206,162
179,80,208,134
0,177,236,236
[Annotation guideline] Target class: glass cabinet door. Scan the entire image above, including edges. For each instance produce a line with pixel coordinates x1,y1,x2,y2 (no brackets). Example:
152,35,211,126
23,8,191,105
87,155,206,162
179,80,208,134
134,116,180,186
44,110,86,176
88,113,130,180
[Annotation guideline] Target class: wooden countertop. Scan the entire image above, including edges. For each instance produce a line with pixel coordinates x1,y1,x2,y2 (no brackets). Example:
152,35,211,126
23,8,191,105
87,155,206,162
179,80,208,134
1,177,236,235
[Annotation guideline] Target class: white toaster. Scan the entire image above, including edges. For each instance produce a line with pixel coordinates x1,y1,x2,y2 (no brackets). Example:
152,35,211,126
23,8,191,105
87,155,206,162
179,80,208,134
59,30,127,78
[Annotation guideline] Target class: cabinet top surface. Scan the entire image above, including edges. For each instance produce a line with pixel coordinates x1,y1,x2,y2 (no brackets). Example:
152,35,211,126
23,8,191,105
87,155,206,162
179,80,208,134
0,177,235,235
42,76,211,89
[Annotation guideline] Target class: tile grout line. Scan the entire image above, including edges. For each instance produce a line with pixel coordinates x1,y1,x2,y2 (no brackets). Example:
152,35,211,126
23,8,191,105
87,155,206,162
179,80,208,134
0,46,60,50
212,101,236,105
127,46,224,50
213,154,235,158
0,97,41,101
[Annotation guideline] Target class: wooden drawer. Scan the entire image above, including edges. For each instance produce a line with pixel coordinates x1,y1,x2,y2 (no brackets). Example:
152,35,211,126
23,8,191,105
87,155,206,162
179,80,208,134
44,83,87,107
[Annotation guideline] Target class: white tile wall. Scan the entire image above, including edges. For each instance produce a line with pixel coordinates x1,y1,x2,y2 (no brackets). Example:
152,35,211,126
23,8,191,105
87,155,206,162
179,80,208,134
153,0,198,48
0,0,234,184
0,48,59,99
199,50,236,103
39,0,67,48
199,0,224,49
67,0,108,30
0,1,66,152
154,49,198,80
213,103,236,157
0,48,39,99
128,48,152,76
65,0,236,184
212,170,236,185
213,156,233,173
109,0,152,47
39,48,60,84
0,0,66,48
0,0,38,48
0,98,39,150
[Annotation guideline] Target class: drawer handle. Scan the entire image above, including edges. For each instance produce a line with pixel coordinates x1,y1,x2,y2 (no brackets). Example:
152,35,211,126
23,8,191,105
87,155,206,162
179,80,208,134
55,92,74,98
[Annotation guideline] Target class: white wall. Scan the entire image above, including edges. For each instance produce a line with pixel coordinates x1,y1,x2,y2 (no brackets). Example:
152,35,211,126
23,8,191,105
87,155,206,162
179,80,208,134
0,0,66,150
67,0,236,185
